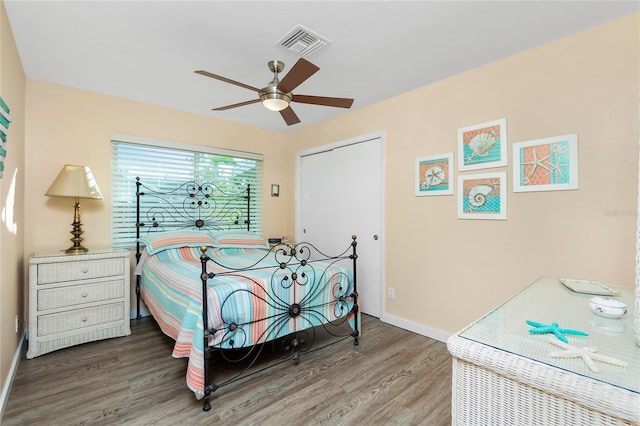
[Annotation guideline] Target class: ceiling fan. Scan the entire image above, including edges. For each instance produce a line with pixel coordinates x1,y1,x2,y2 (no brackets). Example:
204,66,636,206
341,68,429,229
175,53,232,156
195,58,354,126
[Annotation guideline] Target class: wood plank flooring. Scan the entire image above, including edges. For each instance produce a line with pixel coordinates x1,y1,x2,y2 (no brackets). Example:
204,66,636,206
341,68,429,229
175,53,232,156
2,315,452,425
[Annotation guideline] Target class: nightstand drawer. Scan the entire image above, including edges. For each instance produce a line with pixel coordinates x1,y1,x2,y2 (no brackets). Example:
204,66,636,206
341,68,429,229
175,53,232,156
37,258,125,284
37,279,125,311
37,302,125,336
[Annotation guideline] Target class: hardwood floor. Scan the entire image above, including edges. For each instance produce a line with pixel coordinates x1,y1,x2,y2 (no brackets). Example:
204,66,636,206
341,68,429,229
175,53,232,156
2,315,452,425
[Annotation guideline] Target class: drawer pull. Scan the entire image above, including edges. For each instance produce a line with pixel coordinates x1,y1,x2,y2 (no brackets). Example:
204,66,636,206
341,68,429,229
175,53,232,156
81,316,88,322
82,269,89,274
81,292,88,298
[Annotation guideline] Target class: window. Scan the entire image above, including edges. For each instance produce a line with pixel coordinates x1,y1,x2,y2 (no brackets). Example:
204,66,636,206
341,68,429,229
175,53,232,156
111,135,263,249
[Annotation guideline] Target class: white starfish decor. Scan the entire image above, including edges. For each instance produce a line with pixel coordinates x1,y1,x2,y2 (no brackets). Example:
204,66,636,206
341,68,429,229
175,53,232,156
549,339,628,373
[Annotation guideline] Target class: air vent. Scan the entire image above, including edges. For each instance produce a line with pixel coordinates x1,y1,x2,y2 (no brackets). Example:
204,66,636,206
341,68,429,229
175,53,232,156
277,25,331,57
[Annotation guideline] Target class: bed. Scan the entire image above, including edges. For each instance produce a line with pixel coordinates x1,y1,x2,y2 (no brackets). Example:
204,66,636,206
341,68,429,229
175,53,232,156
134,178,360,411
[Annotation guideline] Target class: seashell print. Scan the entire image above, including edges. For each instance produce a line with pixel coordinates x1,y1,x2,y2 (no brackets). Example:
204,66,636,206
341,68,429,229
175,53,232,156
468,132,496,156
551,142,569,153
468,184,493,207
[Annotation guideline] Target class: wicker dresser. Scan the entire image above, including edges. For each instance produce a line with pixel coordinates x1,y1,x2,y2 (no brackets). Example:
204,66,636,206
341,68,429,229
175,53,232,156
27,249,131,359
447,276,639,425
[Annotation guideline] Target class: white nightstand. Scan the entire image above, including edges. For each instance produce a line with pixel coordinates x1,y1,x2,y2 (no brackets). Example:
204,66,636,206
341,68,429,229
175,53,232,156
27,249,131,359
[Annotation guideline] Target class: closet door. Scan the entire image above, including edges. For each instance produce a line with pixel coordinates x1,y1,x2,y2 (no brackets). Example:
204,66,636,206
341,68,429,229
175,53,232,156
299,150,336,254
298,136,383,317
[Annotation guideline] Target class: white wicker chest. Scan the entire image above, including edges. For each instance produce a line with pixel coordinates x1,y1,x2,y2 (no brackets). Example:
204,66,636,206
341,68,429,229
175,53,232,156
27,249,131,359
447,276,639,425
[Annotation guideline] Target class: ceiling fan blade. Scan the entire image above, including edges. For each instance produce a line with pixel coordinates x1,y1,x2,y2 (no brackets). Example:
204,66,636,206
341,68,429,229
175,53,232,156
213,98,261,111
292,94,354,109
280,106,301,126
277,58,319,94
195,70,261,93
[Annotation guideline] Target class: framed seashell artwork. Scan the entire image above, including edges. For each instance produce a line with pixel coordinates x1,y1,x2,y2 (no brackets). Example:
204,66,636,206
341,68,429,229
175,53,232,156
457,171,507,220
458,118,507,171
512,133,578,192
415,153,454,196
0,96,10,178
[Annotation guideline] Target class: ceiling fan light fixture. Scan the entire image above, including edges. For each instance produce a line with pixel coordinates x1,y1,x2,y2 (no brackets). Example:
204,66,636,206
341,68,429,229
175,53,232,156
259,87,291,111
261,95,289,111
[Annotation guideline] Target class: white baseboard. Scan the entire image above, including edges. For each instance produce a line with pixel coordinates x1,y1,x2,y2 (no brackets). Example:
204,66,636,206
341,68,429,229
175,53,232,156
0,333,25,420
132,309,450,342
130,309,449,342
380,313,451,343
132,309,451,342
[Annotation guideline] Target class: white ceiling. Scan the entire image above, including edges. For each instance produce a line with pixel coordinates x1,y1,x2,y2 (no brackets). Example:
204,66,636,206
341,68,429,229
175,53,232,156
5,1,639,132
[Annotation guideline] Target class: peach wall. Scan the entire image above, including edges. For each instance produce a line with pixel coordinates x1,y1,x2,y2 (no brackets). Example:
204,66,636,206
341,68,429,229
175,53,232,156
24,83,290,256
0,0,25,407
289,14,639,333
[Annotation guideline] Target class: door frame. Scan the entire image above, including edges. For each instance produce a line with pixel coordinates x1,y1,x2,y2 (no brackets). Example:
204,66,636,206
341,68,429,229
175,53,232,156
295,131,385,319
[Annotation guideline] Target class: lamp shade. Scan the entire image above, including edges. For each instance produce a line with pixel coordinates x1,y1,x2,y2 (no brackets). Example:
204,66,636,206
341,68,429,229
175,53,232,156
45,164,103,199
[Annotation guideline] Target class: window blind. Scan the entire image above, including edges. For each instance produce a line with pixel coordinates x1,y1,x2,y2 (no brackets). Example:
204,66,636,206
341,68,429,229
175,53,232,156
111,137,263,249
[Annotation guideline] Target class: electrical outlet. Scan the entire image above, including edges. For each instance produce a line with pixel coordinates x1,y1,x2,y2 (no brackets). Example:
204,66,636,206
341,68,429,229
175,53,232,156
15,315,19,333
388,287,395,299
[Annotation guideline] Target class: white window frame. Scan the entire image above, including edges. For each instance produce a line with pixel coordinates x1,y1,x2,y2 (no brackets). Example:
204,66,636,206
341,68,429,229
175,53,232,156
110,134,263,249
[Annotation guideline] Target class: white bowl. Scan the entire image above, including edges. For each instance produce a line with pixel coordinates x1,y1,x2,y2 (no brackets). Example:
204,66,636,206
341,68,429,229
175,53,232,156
589,296,627,319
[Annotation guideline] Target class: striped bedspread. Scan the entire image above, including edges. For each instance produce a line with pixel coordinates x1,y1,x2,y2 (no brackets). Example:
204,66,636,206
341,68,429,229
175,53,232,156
138,245,356,399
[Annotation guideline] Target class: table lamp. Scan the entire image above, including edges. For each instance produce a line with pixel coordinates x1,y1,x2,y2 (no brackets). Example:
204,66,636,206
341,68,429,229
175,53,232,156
45,164,103,253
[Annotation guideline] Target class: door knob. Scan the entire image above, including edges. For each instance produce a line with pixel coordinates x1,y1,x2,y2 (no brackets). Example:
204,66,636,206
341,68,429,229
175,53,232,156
373,234,378,240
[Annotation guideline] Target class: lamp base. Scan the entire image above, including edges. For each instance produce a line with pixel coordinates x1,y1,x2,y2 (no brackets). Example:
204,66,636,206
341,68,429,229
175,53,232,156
65,245,88,254
64,197,89,254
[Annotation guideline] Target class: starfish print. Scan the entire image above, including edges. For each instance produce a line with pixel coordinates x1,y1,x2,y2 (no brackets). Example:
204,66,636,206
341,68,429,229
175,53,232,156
465,152,476,165
521,147,551,179
549,339,628,373
526,320,588,343
547,155,568,180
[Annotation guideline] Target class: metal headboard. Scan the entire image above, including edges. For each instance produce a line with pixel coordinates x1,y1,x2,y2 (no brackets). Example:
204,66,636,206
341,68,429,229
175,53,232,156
134,177,252,318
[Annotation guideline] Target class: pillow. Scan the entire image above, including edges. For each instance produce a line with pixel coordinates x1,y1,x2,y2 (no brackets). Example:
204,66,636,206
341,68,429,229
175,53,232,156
210,229,269,249
138,230,216,255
